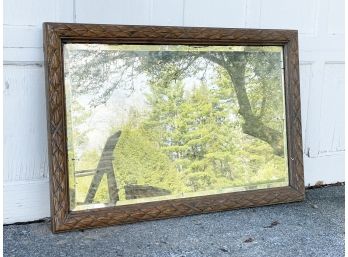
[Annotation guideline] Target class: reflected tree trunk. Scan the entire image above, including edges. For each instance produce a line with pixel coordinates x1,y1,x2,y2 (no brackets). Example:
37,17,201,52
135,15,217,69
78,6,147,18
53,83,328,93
204,52,284,156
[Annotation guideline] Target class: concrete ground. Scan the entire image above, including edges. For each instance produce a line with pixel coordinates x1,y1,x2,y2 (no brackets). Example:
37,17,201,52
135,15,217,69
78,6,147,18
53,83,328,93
4,185,344,257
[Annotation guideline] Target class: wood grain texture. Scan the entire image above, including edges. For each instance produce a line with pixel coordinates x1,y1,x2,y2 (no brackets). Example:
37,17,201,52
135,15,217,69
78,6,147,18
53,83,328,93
43,23,304,232
4,180,50,223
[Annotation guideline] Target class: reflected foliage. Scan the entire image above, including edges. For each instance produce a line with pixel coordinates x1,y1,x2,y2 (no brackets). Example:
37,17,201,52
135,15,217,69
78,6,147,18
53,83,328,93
64,44,288,206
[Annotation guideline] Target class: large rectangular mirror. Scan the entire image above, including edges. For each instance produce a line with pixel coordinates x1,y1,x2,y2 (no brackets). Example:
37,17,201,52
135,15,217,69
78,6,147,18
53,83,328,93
64,44,288,211
44,23,304,232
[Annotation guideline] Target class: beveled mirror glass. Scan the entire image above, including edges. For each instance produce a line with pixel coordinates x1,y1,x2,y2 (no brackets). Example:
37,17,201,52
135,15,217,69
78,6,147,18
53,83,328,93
63,44,288,211
44,23,304,232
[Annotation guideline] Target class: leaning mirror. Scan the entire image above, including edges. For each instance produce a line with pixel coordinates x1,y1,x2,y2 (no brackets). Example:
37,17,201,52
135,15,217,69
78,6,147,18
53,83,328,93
44,23,304,232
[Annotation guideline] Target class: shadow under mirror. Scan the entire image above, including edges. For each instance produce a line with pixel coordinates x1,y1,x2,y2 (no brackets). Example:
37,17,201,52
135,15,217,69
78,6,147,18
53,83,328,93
63,43,289,211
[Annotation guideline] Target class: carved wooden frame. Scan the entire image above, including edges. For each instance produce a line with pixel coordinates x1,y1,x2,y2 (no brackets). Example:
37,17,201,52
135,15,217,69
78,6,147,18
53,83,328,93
43,22,304,233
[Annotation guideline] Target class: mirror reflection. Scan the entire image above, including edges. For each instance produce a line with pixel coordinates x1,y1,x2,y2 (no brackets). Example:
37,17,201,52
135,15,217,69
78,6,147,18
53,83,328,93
63,43,288,211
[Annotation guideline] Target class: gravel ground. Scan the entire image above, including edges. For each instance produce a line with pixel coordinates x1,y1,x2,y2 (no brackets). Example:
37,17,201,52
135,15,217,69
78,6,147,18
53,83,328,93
4,185,344,257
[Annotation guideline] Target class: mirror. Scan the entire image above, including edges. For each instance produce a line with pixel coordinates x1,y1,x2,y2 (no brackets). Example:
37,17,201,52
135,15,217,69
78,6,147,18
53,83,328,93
63,43,288,211
44,23,304,232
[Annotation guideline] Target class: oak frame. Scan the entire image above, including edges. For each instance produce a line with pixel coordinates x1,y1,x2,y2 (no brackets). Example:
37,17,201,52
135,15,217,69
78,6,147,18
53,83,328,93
43,22,304,233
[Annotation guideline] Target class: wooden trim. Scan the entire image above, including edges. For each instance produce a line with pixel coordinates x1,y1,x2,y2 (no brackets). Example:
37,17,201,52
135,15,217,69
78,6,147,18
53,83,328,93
43,23,304,233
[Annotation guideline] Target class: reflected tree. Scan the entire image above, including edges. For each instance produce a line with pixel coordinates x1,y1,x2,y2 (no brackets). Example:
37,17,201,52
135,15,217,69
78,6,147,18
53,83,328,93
67,46,285,156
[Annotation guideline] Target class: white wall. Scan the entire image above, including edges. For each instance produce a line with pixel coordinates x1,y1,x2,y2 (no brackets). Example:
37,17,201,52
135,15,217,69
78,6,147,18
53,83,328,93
3,0,344,223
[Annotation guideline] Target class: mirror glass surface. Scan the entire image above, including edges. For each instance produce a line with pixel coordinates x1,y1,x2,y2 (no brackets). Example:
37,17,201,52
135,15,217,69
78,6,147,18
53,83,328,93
63,43,288,211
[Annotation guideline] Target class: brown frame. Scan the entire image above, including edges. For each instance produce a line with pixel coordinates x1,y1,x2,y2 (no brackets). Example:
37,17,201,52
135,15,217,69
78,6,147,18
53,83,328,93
43,22,304,233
